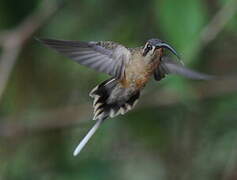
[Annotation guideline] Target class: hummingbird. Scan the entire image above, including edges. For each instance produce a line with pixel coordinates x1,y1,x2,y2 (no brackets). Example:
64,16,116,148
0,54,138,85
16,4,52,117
38,38,213,156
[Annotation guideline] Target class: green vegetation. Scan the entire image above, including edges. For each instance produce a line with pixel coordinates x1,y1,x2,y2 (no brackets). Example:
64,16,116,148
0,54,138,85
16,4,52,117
0,0,237,179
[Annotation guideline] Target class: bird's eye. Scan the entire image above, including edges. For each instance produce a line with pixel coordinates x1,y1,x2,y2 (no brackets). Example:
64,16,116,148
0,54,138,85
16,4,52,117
146,44,152,51
142,43,154,56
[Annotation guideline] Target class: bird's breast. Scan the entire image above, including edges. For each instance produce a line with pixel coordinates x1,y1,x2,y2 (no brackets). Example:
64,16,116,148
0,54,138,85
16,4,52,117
120,58,159,89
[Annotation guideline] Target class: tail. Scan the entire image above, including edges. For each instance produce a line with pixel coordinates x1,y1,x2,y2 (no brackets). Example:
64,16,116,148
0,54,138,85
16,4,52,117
90,78,140,120
73,118,104,156
73,78,140,156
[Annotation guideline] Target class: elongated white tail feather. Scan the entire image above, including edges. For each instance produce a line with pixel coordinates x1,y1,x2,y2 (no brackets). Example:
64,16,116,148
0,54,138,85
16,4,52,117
73,118,103,156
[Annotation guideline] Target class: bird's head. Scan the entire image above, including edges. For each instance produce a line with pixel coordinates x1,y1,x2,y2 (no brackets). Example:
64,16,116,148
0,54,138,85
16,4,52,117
142,38,180,62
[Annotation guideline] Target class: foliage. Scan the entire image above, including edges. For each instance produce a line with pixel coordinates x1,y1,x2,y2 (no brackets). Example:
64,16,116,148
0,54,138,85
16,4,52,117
0,0,237,179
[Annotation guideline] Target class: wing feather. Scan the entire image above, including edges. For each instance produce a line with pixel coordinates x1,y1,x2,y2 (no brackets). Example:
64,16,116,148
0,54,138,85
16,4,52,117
154,57,214,81
37,38,130,79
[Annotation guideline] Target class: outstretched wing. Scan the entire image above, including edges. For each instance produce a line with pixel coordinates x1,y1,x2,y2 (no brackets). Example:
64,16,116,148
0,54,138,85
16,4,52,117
37,38,131,79
154,57,214,81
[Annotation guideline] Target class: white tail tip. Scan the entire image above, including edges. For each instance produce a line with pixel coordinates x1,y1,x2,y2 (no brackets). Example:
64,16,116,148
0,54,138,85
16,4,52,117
73,118,103,156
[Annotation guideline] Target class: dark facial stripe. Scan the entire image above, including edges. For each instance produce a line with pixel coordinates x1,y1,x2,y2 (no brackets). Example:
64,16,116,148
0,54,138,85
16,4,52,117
142,44,153,56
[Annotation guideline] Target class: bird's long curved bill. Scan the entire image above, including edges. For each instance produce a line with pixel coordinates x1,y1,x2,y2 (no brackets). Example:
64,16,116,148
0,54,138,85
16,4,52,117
158,43,180,60
73,118,103,156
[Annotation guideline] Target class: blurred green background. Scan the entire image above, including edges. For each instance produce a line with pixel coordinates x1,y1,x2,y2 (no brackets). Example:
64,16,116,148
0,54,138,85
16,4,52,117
0,0,237,179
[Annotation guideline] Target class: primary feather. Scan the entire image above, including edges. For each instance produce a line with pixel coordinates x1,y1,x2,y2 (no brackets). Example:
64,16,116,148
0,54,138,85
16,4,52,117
154,57,215,81
37,38,131,79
